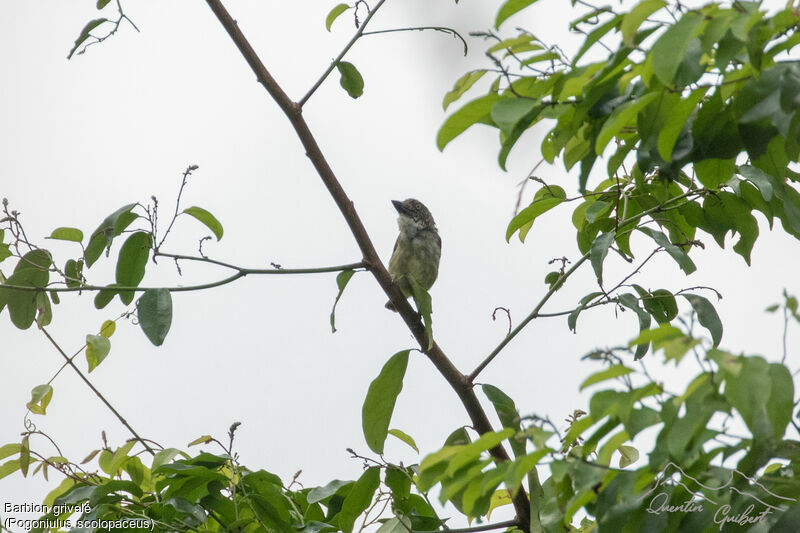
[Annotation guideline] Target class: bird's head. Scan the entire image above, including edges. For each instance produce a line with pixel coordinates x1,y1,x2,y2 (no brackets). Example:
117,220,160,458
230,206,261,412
392,198,436,233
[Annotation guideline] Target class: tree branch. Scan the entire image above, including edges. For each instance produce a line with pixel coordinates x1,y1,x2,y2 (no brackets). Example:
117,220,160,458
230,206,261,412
298,0,389,107
470,189,704,381
0,261,365,293
203,0,532,529
361,26,468,56
40,327,155,455
414,519,520,533
470,253,590,381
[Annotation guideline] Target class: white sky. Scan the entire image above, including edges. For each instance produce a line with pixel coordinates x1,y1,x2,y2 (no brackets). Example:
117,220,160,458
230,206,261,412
1,0,798,526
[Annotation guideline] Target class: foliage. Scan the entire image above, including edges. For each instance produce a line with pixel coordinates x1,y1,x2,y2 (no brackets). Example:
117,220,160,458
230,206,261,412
3,0,800,532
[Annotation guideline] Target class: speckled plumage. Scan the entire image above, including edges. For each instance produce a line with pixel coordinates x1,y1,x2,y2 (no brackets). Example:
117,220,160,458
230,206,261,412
386,199,441,311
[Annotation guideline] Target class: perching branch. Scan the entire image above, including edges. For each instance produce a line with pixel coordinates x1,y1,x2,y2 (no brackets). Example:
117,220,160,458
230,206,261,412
203,0,533,529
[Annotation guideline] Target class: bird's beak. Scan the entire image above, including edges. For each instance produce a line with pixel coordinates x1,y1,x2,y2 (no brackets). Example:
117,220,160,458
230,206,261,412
392,200,410,216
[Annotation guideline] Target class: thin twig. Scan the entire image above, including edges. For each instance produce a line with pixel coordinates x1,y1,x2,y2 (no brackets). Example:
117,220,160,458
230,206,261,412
469,253,590,381
298,0,389,107
40,327,155,455
361,26,468,55
470,189,703,381
0,261,366,293
156,165,198,250
413,519,520,533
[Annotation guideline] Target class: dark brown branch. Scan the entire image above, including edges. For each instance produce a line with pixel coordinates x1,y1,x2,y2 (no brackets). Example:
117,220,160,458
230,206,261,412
202,1,532,529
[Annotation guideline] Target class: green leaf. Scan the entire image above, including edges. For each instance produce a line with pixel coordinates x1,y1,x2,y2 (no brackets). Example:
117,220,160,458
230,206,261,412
580,365,634,391
388,429,419,453
491,98,538,136
308,479,353,504
505,449,548,494
437,94,501,151
67,18,108,59
595,93,660,155
0,444,20,461
362,351,410,454
628,324,682,346
568,291,602,333
94,284,119,310
482,384,525,457
86,334,111,372
27,384,54,415
330,269,355,333
64,259,82,288
443,71,486,110
585,200,611,223
621,0,665,47
618,445,639,467
108,440,136,476
682,294,722,347
325,3,350,31
694,158,735,188
639,287,678,324
590,232,615,285
767,363,794,440
738,164,775,201
506,185,566,242
137,289,172,346
0,459,20,480
337,467,380,533
116,231,151,305
487,34,536,54
376,517,412,533
597,430,629,466
496,0,540,29
494,100,542,170
19,436,30,477
183,206,224,241
651,12,704,85
97,0,111,8
47,227,84,243
151,448,182,471
2,250,51,330
657,87,707,161
637,227,696,274
336,61,364,99
445,429,515,476
84,203,137,268
573,15,622,65
0,243,11,265
618,293,652,359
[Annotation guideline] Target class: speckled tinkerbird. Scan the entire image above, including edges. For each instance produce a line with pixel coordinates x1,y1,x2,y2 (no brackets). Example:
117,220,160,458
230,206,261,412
385,198,441,311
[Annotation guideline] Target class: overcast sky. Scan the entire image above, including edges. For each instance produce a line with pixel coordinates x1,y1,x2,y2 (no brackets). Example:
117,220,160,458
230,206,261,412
1,0,798,524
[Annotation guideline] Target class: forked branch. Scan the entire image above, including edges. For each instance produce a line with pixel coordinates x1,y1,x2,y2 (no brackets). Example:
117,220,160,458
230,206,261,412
203,0,532,529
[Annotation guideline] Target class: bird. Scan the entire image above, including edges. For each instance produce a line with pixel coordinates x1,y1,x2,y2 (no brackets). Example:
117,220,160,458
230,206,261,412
385,198,441,311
